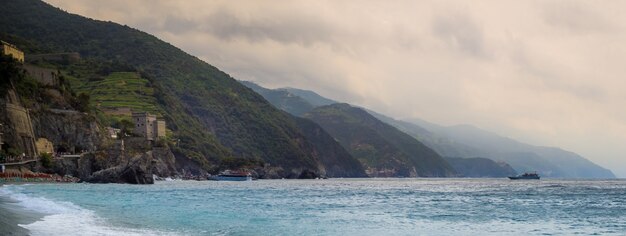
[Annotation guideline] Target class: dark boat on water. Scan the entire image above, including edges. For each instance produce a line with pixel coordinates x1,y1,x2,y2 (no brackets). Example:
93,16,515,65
508,172,540,180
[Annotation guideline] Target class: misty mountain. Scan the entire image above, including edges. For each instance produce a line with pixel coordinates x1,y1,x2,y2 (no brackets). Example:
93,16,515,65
241,82,615,178
239,81,315,116
445,157,517,177
406,119,615,178
277,87,338,107
368,111,488,158
303,104,457,177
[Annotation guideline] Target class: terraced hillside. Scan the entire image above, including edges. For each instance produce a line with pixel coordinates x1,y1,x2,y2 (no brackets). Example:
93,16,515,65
69,72,161,115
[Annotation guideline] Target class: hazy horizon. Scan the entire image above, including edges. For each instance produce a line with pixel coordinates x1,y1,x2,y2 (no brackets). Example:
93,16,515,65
45,0,626,177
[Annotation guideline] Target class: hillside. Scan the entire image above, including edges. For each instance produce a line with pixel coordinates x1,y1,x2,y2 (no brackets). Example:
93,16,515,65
243,82,518,177
445,157,517,178
70,72,161,114
0,0,354,178
240,81,315,116
240,81,366,177
368,111,488,158
243,82,615,178
304,104,456,177
406,119,615,178
293,117,367,177
278,87,338,107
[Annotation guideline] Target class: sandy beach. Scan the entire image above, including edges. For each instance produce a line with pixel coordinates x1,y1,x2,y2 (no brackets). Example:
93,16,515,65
0,183,45,236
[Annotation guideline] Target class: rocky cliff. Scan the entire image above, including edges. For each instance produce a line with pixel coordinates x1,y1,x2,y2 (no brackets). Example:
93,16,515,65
85,152,155,184
30,109,105,153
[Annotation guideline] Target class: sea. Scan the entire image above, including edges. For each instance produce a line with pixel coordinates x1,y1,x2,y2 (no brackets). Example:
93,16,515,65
1,178,625,235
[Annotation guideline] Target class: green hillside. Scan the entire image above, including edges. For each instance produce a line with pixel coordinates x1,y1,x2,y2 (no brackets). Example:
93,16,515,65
0,0,334,177
304,104,456,177
69,72,161,114
293,117,367,177
240,81,315,116
445,157,517,177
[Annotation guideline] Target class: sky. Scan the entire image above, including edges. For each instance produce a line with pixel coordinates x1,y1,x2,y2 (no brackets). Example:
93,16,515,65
44,0,626,177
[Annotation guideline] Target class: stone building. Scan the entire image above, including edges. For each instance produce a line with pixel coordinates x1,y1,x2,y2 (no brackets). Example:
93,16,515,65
106,127,121,139
1,40,24,63
35,138,54,154
132,112,166,141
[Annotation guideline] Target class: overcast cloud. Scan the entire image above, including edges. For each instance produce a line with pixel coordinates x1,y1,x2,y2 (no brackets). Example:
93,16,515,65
45,0,626,177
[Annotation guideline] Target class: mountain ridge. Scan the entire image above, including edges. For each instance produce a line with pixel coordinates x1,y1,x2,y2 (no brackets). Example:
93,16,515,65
241,81,615,178
303,103,457,177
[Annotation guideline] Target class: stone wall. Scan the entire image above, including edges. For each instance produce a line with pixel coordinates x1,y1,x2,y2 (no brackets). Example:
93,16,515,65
23,64,59,86
156,120,166,139
26,53,80,64
2,90,37,157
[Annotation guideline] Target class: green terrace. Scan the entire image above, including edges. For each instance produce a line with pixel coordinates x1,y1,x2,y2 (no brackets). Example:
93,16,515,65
66,71,162,115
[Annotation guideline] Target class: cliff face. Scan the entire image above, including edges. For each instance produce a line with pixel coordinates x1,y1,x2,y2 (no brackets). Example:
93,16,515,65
30,109,105,153
85,152,155,184
59,139,179,184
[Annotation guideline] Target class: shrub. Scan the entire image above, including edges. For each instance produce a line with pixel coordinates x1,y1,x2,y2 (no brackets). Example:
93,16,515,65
39,152,53,168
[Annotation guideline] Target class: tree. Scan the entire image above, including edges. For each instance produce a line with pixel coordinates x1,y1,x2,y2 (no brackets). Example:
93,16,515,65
75,92,90,112
118,119,135,137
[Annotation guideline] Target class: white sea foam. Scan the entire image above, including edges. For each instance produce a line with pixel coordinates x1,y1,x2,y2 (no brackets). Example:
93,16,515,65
0,185,178,236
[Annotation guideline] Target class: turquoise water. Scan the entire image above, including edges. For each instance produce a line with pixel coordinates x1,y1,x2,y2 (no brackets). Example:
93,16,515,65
1,179,626,235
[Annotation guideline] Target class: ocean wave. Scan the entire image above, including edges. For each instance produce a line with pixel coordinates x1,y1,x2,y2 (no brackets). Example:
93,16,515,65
0,185,178,236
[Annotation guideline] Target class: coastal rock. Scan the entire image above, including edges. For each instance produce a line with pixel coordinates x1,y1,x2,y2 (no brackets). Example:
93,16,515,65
297,169,319,179
152,146,178,177
85,152,154,184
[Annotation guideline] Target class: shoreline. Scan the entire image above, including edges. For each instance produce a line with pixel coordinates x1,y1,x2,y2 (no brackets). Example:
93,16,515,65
0,183,46,236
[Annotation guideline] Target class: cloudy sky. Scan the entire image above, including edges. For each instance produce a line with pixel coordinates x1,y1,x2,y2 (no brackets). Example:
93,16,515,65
45,0,626,177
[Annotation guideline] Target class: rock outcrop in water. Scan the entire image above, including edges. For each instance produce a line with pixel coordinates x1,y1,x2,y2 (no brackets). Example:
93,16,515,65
85,152,155,184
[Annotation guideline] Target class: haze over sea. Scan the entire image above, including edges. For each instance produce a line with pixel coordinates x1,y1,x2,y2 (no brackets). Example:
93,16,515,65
1,179,625,235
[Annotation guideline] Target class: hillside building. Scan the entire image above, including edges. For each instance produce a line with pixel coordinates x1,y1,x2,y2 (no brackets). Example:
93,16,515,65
106,127,121,139
132,112,166,141
1,40,24,63
35,138,54,155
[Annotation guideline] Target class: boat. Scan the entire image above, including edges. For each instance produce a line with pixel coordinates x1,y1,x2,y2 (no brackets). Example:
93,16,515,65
508,172,540,180
215,170,252,181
